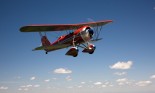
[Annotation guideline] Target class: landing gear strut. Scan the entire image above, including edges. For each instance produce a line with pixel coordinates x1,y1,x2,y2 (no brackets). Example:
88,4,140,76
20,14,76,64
65,35,79,57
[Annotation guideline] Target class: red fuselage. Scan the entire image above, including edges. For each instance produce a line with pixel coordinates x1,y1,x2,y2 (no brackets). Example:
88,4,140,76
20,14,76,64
51,26,91,46
41,25,94,53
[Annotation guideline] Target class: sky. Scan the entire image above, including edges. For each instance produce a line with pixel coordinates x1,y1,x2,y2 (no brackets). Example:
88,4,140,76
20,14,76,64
0,0,155,93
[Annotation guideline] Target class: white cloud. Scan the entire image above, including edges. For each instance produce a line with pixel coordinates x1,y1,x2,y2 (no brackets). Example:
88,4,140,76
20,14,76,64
110,61,133,70
20,84,40,89
94,82,102,85
102,85,107,87
116,78,128,82
150,75,155,79
114,72,127,76
118,82,124,86
44,79,50,82
0,86,8,90
54,68,72,74
81,82,86,84
19,86,29,91
30,76,36,80
104,81,109,85
77,86,82,88
34,84,40,88
116,78,133,86
103,81,114,87
109,84,114,87
66,76,72,81
136,81,152,87
26,85,33,87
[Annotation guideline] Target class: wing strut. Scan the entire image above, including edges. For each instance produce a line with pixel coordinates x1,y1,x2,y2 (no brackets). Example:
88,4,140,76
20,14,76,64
39,32,47,38
92,25,103,40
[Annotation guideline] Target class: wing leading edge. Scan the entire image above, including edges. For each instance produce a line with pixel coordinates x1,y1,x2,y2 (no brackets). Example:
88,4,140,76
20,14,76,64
33,44,70,51
20,20,112,32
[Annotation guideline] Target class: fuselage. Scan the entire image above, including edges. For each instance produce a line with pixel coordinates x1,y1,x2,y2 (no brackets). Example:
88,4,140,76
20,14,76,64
51,26,93,46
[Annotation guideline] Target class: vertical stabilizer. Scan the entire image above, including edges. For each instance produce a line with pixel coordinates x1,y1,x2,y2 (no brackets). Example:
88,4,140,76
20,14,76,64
41,36,51,46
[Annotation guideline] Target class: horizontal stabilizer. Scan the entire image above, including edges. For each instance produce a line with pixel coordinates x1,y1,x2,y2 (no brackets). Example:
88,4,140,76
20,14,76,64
91,38,103,42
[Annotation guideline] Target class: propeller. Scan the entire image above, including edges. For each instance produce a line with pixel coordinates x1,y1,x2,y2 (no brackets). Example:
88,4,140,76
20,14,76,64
87,18,103,41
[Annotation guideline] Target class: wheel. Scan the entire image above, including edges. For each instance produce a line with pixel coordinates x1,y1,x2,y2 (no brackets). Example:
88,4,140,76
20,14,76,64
89,46,96,54
89,50,94,54
46,52,48,54
73,54,78,57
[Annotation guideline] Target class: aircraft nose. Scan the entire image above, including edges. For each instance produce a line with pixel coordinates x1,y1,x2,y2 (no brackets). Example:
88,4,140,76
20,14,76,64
88,29,94,38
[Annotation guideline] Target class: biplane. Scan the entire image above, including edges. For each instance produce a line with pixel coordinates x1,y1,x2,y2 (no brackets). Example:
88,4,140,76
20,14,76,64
20,20,112,57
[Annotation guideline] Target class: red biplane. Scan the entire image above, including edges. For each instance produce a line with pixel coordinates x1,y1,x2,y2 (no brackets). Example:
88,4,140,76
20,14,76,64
20,20,112,57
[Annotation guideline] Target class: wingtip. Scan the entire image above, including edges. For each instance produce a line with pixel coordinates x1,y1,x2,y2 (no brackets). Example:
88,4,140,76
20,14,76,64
19,26,26,32
32,49,36,51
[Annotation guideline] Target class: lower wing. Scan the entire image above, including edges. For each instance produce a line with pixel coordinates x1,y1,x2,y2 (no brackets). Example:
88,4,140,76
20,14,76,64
33,44,70,51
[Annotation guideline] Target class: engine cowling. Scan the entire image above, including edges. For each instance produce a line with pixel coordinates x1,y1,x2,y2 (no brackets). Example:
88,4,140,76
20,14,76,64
65,47,79,57
82,44,96,54
80,27,94,42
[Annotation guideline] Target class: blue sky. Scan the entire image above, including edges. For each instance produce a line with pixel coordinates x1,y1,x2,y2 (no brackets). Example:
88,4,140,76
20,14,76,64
0,0,155,93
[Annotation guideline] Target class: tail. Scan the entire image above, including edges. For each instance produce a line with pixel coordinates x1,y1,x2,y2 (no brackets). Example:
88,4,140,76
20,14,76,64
41,36,51,46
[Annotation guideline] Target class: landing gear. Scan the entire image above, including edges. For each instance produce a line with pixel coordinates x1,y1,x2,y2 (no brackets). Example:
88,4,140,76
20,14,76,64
82,44,96,54
65,35,79,57
46,51,48,54
65,47,79,57
88,49,95,54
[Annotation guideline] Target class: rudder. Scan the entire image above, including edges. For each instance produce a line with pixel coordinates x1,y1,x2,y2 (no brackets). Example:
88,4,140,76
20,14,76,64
41,36,51,46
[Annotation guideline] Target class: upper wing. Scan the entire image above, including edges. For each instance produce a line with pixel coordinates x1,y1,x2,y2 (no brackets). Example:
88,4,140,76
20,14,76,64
20,20,112,32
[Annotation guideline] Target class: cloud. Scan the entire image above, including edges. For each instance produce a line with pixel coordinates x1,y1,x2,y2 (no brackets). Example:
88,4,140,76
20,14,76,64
66,76,72,81
44,79,50,82
110,61,133,70
116,78,133,86
18,88,22,91
136,81,152,87
20,84,40,89
116,78,128,82
102,85,107,87
54,68,72,74
103,81,114,87
26,85,33,87
77,86,82,88
18,88,31,91
81,82,86,84
30,76,36,80
114,72,127,76
0,86,8,90
34,84,40,88
150,75,155,79
94,82,102,85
